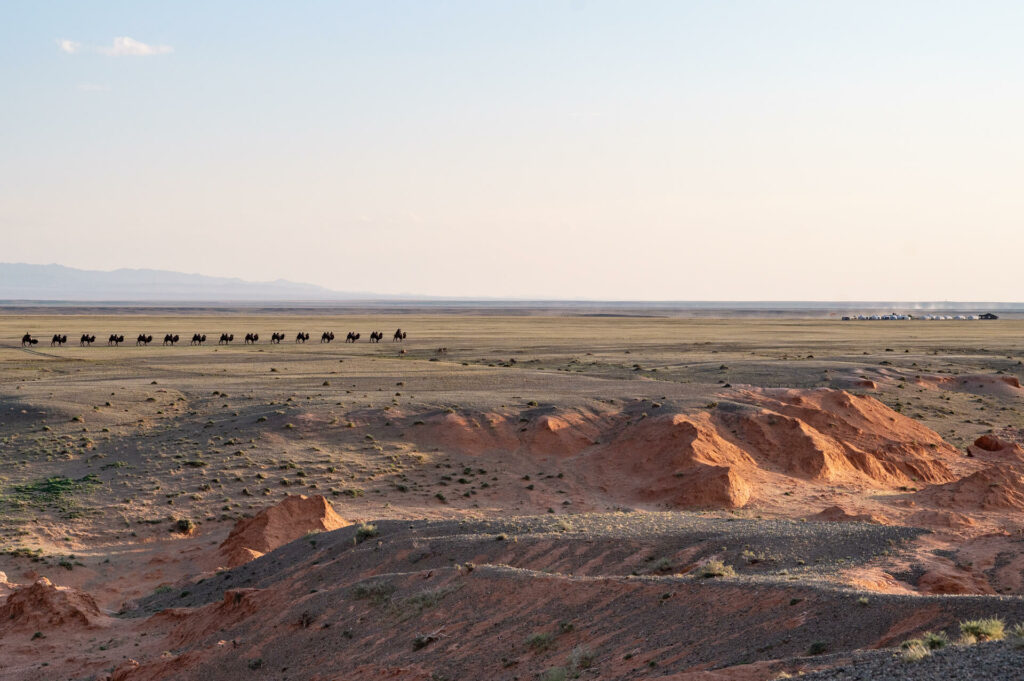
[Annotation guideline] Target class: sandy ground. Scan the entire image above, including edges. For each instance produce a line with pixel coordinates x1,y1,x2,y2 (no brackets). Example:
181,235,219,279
3,314,1024,680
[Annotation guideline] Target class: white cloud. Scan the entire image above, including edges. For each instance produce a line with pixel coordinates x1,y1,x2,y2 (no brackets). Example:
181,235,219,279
98,36,173,56
77,82,111,92
57,36,173,57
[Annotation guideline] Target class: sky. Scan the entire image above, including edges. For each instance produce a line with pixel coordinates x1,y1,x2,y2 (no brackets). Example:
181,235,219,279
2,1,1023,300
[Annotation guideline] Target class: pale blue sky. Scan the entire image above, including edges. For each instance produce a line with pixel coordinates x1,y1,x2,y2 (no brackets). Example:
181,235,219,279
2,2,1023,299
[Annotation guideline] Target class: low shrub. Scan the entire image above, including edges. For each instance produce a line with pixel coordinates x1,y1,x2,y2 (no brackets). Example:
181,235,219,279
901,641,930,663
699,560,736,578
807,641,827,656
960,618,1005,642
526,632,555,652
921,631,949,650
355,523,378,542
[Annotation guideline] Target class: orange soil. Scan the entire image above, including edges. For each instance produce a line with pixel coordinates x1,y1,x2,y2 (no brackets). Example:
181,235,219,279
10,385,1024,680
411,388,960,510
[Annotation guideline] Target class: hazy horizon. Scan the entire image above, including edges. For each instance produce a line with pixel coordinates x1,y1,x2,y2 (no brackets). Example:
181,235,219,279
6,262,1024,306
4,2,1024,299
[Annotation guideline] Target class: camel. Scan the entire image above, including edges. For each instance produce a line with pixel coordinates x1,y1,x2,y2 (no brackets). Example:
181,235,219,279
107,334,125,346
21,334,38,347
218,333,234,345
163,334,179,346
295,332,310,343
136,334,153,346
393,329,407,342
190,333,206,346
345,332,360,343
271,332,285,344
80,334,96,346
50,334,68,347
369,331,383,343
320,332,335,344
244,333,259,344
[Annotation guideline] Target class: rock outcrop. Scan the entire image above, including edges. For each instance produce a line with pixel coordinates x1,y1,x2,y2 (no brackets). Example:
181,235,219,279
219,495,349,567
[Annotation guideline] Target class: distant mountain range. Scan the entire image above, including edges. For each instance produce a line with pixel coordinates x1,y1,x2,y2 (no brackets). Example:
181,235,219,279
0,263,389,302
3,263,1023,311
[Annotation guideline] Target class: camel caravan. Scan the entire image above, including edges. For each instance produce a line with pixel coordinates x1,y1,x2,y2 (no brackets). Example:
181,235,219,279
17,329,409,349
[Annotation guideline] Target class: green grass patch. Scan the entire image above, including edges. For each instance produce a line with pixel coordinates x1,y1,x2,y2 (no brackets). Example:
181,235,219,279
3,475,102,513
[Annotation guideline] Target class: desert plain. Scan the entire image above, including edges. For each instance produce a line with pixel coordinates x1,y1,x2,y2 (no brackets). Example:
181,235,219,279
4,313,1024,679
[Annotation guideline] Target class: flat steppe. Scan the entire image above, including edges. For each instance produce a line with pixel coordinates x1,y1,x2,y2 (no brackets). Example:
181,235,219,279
3,314,1024,680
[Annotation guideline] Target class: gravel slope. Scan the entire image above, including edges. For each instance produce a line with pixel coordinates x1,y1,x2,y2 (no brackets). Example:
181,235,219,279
800,640,1024,681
